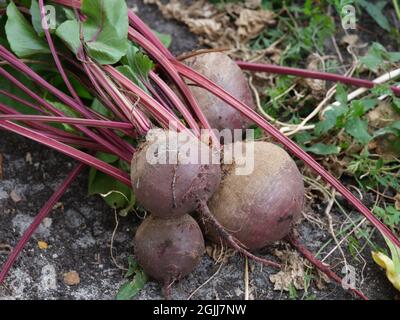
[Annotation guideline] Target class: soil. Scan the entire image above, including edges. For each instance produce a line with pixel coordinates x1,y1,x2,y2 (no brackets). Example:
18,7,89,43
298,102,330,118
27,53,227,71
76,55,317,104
0,0,398,300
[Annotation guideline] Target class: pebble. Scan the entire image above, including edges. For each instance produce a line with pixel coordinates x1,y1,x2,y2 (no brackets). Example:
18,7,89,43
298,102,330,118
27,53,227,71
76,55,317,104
64,271,80,286
10,190,22,203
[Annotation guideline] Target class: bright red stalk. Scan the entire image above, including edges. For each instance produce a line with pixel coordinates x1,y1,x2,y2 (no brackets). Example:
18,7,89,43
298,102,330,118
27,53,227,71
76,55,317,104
39,0,83,105
237,61,400,96
104,65,193,135
0,163,85,284
0,115,134,130
128,29,204,136
88,62,151,135
0,101,87,141
128,11,173,60
174,61,400,248
0,90,47,114
0,121,131,186
287,233,368,300
0,47,134,160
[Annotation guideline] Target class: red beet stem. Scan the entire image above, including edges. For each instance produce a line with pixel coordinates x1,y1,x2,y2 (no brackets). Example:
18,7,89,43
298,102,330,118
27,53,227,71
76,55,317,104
0,115,134,130
287,233,368,300
39,0,83,105
0,163,85,284
237,61,400,96
0,121,131,186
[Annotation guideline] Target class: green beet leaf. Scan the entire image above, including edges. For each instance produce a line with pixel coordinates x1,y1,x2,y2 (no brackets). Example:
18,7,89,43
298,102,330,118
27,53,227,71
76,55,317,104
56,0,129,65
5,1,49,57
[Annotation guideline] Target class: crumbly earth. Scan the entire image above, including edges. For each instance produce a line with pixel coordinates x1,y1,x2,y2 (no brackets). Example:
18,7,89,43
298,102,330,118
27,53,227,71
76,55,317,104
0,0,397,300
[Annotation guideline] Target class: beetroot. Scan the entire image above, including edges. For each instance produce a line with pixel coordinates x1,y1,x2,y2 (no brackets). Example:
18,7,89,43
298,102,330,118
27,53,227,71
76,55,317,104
134,214,205,286
206,141,304,250
131,130,222,219
183,52,256,131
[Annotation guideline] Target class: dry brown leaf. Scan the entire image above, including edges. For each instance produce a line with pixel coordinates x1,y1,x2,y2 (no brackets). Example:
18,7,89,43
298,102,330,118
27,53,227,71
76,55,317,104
341,34,359,46
368,102,400,128
235,9,276,42
367,102,400,159
186,18,223,39
144,0,276,58
303,54,326,97
314,270,331,290
269,249,306,291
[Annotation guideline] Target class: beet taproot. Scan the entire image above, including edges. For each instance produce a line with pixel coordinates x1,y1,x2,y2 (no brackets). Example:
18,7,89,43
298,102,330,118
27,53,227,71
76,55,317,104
134,214,205,285
206,141,304,250
183,52,256,131
131,130,221,219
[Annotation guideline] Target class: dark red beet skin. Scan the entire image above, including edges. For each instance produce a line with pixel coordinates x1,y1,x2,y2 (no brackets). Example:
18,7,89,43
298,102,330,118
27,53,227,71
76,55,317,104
183,52,256,131
131,130,221,219
206,141,305,250
134,214,205,284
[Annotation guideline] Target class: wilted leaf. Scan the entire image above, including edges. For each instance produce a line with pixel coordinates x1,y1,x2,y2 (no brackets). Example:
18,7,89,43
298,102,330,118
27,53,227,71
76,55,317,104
372,237,400,292
270,250,306,291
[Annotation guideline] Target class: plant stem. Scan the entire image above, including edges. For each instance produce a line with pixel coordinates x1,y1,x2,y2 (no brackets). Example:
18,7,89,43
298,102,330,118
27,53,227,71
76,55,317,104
88,62,151,135
39,0,83,105
0,47,134,160
0,90,47,114
0,121,131,186
393,0,400,24
104,65,192,135
128,10,174,60
0,101,88,141
0,115,134,130
128,28,208,139
0,163,85,284
287,233,368,300
237,61,400,96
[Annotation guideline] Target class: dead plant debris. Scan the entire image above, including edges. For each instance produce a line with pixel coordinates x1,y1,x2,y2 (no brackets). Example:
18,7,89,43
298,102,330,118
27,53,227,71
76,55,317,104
144,0,276,60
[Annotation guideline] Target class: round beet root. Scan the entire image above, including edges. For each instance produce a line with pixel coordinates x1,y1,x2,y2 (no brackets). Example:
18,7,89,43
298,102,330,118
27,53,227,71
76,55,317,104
135,214,205,285
131,130,221,219
206,141,304,250
183,52,256,131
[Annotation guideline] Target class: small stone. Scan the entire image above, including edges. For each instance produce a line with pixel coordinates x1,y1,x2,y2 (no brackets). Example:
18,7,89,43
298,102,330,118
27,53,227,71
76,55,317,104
42,218,53,229
37,241,48,250
25,153,33,165
63,271,80,286
10,190,22,203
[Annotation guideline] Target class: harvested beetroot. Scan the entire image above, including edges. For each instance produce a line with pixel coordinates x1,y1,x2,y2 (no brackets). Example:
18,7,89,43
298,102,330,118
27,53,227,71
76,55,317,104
131,130,221,219
206,141,304,250
183,52,256,131
134,214,205,286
